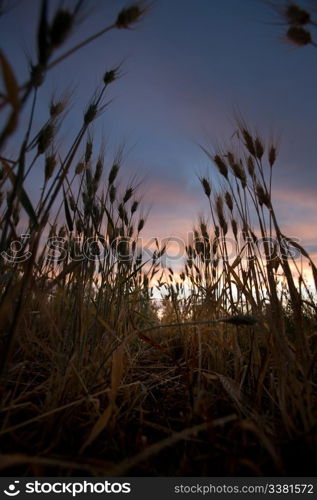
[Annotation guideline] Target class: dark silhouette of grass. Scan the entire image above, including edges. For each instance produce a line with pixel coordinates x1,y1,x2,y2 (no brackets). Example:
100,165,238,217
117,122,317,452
0,0,316,477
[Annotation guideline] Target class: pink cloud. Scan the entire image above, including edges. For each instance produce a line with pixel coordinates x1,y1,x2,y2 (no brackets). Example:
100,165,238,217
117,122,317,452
145,179,201,209
273,186,317,211
281,222,317,243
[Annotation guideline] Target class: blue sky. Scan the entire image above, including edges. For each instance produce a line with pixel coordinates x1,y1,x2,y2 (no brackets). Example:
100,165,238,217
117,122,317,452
2,0,317,260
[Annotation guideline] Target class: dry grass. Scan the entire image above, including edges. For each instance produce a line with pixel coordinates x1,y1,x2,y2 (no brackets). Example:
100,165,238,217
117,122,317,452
0,0,316,477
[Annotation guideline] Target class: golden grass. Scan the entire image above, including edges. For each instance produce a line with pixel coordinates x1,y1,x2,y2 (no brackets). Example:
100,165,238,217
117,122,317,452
0,0,316,477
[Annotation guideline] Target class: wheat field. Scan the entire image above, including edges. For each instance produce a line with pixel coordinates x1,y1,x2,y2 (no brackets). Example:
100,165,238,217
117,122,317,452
0,1,316,477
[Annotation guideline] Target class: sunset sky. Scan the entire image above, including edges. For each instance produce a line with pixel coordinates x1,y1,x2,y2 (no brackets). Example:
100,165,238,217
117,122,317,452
2,0,317,267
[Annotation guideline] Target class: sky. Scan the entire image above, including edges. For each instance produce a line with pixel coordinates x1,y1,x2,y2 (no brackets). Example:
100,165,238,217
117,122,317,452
2,0,317,268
